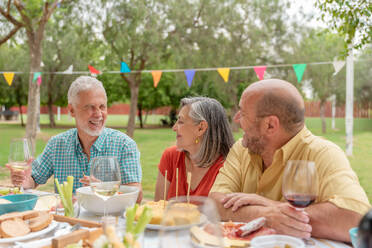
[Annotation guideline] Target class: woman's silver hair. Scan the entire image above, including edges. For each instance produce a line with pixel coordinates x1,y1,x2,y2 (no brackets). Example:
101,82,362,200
67,76,107,106
180,97,234,168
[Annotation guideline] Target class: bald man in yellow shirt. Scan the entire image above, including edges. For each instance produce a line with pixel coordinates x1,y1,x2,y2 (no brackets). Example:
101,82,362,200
209,79,371,243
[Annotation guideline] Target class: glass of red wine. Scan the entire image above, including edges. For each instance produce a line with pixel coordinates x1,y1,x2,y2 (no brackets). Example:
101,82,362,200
282,160,318,245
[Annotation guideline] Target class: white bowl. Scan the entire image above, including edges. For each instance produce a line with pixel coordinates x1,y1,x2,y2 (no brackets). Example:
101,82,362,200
251,234,305,248
76,185,139,215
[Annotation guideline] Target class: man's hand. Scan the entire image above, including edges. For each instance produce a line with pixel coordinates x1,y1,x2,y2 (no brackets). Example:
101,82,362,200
210,192,312,239
222,193,279,211
5,158,36,189
263,203,312,238
79,175,91,186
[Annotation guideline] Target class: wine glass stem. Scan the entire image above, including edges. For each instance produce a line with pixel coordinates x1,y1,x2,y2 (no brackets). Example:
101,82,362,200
104,201,106,217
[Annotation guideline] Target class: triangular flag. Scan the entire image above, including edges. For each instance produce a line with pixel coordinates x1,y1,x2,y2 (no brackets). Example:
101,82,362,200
332,60,345,76
292,64,307,83
120,62,131,73
217,68,230,83
88,65,100,75
152,70,162,87
33,72,41,83
253,66,267,80
184,69,195,87
3,72,14,86
63,65,73,74
37,75,42,86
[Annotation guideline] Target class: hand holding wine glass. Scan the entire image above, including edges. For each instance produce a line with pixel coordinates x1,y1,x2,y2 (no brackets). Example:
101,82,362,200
90,156,121,217
7,138,33,192
282,160,318,245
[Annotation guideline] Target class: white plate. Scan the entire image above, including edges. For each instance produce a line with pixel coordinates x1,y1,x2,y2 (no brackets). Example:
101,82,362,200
144,214,208,230
0,220,58,244
124,212,208,230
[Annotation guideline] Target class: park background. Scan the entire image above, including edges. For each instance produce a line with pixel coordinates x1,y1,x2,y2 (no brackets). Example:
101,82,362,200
0,0,371,201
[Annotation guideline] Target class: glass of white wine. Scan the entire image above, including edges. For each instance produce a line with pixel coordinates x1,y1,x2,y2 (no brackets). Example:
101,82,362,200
8,138,32,192
90,156,121,217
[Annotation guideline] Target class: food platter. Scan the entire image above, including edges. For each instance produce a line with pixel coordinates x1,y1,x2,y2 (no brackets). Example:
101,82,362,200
145,214,207,230
127,212,208,230
0,220,58,244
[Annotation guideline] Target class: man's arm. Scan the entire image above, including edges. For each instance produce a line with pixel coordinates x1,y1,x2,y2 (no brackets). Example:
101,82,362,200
125,182,142,204
307,202,362,242
209,192,312,238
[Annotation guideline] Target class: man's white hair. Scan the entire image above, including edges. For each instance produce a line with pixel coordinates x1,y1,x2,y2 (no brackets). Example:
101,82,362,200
67,76,107,106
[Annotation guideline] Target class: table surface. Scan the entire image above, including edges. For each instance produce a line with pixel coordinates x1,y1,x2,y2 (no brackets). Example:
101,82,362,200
1,190,352,248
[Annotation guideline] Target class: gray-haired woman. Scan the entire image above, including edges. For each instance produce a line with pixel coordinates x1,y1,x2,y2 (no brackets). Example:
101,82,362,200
154,97,234,200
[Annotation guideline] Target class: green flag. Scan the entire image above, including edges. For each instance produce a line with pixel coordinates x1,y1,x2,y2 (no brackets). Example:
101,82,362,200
292,64,307,83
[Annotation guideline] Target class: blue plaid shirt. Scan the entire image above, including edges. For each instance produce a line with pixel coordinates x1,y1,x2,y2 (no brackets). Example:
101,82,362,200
32,128,141,192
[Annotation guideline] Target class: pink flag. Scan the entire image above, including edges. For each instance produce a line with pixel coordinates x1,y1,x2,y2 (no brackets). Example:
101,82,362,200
37,76,42,86
253,66,267,80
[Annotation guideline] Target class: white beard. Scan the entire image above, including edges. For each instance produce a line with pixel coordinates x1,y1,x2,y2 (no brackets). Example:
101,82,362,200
76,117,105,137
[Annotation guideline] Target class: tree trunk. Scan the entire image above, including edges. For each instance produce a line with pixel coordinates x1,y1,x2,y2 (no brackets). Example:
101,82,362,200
18,105,24,127
137,103,143,129
320,100,326,134
47,76,56,128
127,80,139,138
25,45,42,154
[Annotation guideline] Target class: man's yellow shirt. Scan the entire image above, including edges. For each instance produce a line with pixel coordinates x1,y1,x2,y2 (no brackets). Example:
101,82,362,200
211,126,371,215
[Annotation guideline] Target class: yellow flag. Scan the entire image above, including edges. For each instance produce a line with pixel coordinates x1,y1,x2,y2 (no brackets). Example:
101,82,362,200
217,68,230,83
3,72,15,86
152,70,162,87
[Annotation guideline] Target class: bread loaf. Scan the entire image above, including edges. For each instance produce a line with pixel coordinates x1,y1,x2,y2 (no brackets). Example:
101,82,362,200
28,211,53,232
0,218,30,238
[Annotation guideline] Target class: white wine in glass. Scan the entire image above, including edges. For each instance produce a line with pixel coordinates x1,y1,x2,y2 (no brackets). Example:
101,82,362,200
90,156,121,216
8,138,32,191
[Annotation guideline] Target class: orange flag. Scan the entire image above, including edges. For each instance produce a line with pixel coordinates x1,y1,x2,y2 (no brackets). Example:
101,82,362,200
217,68,230,83
88,65,100,75
152,70,162,87
3,72,15,86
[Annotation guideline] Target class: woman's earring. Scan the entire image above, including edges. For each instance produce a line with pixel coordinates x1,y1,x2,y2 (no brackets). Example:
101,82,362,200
195,138,199,144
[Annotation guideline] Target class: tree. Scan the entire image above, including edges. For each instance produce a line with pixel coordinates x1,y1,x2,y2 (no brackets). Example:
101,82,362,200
295,30,345,133
316,0,372,53
0,43,29,126
0,0,63,151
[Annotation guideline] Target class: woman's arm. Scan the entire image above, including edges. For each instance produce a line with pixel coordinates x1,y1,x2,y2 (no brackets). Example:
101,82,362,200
154,171,170,201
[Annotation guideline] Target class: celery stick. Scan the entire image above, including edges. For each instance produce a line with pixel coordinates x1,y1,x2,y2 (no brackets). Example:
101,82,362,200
125,204,138,233
133,206,152,235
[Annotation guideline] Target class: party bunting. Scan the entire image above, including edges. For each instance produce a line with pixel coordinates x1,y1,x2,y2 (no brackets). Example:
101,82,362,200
332,60,345,76
184,69,195,87
292,64,306,83
33,72,42,83
253,66,267,80
120,62,131,73
63,65,73,74
88,65,100,75
3,72,14,86
152,70,162,87
217,68,230,83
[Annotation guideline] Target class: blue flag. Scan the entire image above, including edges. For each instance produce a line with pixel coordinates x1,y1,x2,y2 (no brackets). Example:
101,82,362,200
184,69,196,87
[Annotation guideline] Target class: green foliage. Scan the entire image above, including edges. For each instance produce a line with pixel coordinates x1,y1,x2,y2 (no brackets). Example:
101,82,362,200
316,0,372,53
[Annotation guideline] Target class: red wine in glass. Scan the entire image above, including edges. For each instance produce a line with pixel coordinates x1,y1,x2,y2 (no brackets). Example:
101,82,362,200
284,194,316,209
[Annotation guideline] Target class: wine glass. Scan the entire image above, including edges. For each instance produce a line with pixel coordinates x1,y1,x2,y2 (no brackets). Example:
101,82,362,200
159,195,224,248
282,160,318,245
8,138,32,192
90,156,121,217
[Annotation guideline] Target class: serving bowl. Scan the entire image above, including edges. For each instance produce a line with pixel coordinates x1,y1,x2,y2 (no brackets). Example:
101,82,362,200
349,227,359,248
77,185,139,215
0,193,38,215
251,234,305,248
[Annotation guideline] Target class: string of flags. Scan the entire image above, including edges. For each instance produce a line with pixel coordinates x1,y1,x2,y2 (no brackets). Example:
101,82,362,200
0,59,355,87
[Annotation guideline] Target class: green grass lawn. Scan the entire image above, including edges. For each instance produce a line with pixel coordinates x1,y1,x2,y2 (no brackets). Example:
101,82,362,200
0,116,371,202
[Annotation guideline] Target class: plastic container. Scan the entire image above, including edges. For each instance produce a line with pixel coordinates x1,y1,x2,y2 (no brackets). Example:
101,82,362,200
0,193,38,215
